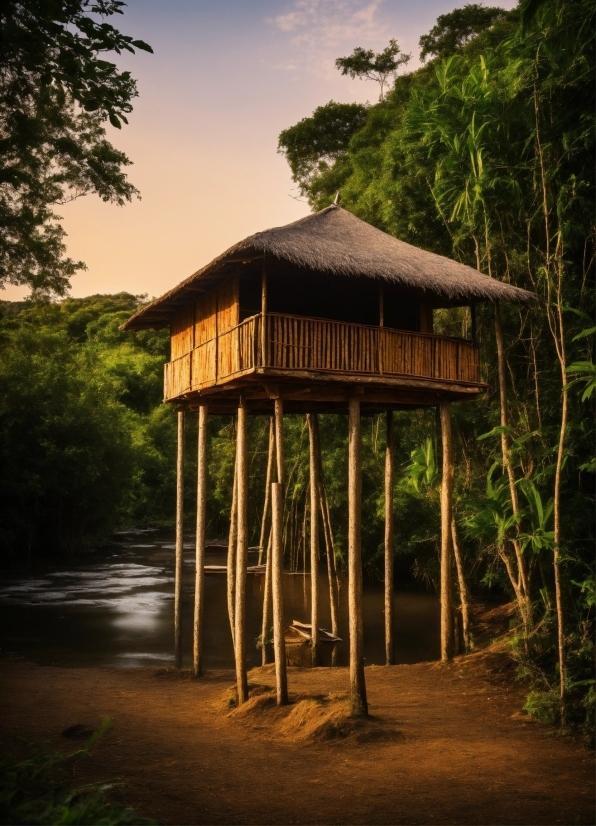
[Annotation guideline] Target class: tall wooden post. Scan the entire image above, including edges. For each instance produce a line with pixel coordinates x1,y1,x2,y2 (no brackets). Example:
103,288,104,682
274,398,284,486
193,405,208,677
234,393,249,704
174,409,185,669
307,413,320,666
348,397,368,716
271,482,288,705
384,409,395,666
440,401,454,662
261,418,275,666
258,418,275,565
227,446,238,649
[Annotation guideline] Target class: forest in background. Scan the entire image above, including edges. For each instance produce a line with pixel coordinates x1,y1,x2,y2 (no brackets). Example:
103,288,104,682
0,0,593,733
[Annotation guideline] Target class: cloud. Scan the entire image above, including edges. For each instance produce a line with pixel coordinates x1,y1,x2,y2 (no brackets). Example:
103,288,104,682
269,0,391,77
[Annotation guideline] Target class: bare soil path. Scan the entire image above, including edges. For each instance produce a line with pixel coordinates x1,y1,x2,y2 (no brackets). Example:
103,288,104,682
0,654,593,825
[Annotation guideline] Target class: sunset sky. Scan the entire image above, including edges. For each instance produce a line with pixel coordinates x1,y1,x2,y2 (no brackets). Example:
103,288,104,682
5,0,516,303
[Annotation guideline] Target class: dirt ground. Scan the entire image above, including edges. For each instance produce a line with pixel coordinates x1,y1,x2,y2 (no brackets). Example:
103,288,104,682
0,646,593,826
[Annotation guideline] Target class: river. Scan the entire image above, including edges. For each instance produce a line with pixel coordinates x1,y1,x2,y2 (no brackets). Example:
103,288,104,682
0,530,439,669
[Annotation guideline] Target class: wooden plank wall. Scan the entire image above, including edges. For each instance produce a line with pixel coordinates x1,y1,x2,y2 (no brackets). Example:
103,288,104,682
170,305,194,360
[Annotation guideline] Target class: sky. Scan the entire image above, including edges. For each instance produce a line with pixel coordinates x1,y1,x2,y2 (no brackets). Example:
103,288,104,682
4,0,517,303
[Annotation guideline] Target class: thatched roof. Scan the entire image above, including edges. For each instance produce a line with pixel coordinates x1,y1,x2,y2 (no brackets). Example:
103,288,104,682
122,205,537,330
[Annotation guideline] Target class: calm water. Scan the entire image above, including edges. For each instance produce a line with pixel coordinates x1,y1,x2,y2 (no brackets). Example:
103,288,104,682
0,531,440,669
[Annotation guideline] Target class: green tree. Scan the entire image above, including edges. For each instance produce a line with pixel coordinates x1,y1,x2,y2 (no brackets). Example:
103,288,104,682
0,1,152,295
335,39,410,101
278,102,368,197
419,4,508,61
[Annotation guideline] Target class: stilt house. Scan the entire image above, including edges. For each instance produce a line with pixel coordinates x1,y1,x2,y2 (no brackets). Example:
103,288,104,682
122,204,534,411
122,203,536,715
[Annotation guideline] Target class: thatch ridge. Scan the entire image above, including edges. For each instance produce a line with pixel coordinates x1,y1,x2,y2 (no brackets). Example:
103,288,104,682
122,205,537,330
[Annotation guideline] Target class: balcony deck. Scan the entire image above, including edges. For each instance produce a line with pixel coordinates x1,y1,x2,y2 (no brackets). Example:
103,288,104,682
164,313,484,411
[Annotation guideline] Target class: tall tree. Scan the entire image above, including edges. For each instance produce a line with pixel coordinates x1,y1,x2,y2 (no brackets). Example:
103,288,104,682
335,39,410,101
0,1,152,295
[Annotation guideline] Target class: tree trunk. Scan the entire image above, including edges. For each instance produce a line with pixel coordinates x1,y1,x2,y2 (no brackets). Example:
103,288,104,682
271,481,288,705
234,393,249,705
384,410,395,666
307,413,320,666
193,405,208,677
227,443,238,649
440,402,454,663
348,397,368,717
174,409,185,669
258,418,275,565
451,516,470,652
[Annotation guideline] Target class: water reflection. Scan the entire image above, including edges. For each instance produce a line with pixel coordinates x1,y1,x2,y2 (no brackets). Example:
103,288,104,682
0,532,439,669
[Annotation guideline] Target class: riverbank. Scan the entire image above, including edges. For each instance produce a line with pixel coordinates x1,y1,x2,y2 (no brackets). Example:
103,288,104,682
0,646,593,825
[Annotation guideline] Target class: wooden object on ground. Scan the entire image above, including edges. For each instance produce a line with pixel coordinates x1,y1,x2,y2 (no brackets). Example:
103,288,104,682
174,409,185,669
271,482,288,706
307,413,320,667
234,393,249,704
193,405,208,677
348,397,368,716
384,409,395,666
227,448,238,649
440,402,454,662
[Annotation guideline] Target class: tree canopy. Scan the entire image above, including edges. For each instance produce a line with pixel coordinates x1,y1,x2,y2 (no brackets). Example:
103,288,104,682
0,1,152,296
418,4,509,61
335,39,410,101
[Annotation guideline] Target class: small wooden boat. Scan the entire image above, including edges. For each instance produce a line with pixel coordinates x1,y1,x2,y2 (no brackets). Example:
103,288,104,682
288,620,342,643
203,564,266,575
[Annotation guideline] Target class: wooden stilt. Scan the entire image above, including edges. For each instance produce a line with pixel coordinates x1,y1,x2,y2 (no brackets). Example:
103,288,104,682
261,529,273,666
234,393,249,704
174,409,185,669
307,413,320,667
320,481,339,641
258,418,275,565
227,444,238,649
193,405,208,678
274,398,284,485
271,481,288,705
348,397,368,716
384,409,395,666
440,402,454,663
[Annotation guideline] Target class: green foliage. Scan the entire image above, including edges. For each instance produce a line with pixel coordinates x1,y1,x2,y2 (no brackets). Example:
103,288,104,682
335,39,411,101
0,718,158,825
0,1,152,295
419,4,509,61
0,294,174,557
278,102,368,196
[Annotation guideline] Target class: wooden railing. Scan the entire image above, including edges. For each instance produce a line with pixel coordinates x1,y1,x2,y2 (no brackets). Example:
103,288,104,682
164,313,480,400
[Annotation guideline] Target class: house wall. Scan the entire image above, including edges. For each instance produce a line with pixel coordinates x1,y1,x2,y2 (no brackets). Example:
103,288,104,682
170,274,239,360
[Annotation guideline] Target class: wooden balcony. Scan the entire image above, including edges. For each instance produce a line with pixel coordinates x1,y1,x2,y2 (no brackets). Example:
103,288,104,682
164,313,481,403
